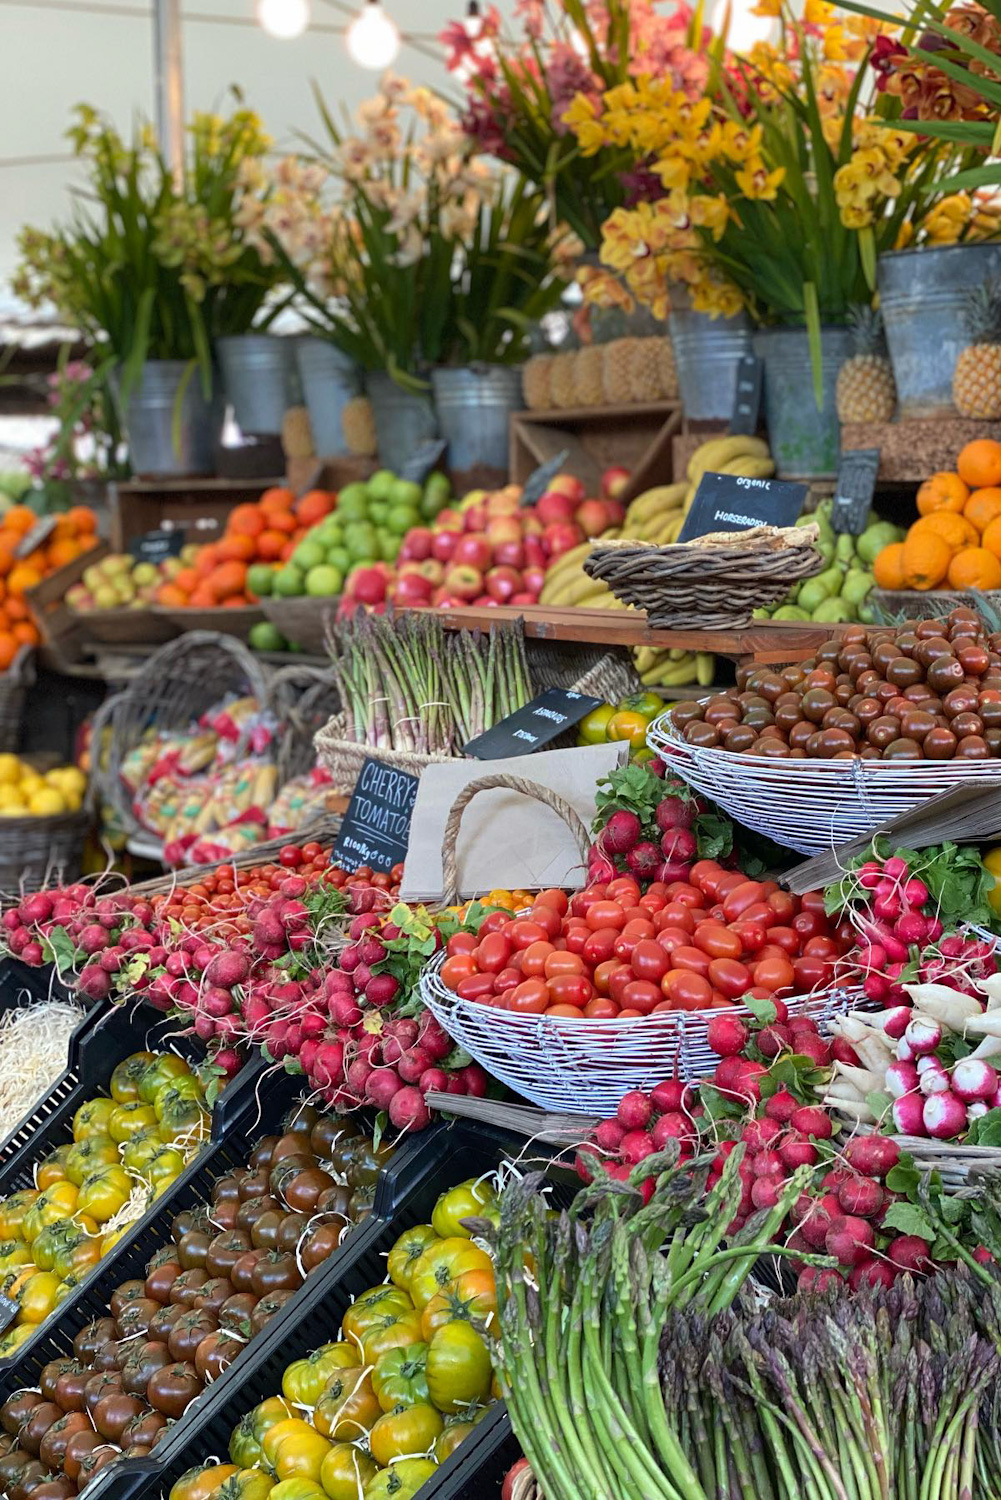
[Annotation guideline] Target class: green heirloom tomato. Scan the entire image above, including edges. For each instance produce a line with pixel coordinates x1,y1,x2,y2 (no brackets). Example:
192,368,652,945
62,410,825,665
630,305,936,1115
362,1460,438,1499
318,1443,377,1500
425,1321,492,1412
108,1102,158,1143
386,1226,437,1293
65,1135,119,1186
217,1472,273,1500
110,1052,157,1104
77,1165,132,1223
431,1179,496,1240
372,1344,429,1413
72,1098,116,1140
368,1404,443,1468
121,1127,165,1176
138,1054,193,1105
154,1078,204,1121
282,1345,359,1407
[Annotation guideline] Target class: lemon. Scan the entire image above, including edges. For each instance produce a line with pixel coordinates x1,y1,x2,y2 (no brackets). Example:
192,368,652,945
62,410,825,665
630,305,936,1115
18,773,44,795
29,789,66,817
0,787,25,812
0,756,21,787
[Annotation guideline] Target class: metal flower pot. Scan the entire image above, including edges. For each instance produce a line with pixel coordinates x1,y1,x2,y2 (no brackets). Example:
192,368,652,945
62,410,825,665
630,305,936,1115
431,365,523,475
878,244,1001,418
114,360,224,478
668,306,753,420
754,325,854,480
294,337,362,457
218,334,297,436
367,371,438,473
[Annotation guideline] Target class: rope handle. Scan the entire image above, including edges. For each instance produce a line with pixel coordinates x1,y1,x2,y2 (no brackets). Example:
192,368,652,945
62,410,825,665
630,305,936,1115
439,773,591,907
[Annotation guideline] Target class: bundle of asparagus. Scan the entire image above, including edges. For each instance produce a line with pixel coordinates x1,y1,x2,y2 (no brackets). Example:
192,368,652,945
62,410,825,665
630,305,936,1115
326,610,532,754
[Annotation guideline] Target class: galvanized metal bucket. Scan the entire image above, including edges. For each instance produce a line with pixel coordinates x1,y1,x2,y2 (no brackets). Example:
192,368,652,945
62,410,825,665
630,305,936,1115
294,337,362,457
878,244,1001,418
431,365,523,473
218,334,297,436
754,325,854,480
668,306,753,420
114,360,224,478
367,370,439,472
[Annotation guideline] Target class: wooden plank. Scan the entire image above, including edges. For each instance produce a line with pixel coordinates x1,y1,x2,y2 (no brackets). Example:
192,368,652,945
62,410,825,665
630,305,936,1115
516,401,681,426
841,417,1001,483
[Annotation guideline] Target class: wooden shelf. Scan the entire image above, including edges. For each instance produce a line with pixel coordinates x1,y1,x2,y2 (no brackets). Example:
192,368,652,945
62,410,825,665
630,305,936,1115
841,418,1001,484
510,403,681,504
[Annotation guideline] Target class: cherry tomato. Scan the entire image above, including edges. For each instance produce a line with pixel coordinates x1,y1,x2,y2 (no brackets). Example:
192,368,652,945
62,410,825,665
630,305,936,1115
478,911,513,936
752,956,795,994
547,975,593,1008
707,958,751,999
792,911,828,941
758,942,793,965
799,890,827,916
693,922,742,960
301,843,322,863
767,891,797,922
654,904,696,934
475,933,512,972
570,887,606,919
740,903,778,929
441,955,477,989
638,892,666,916
584,997,620,1018
508,979,549,1014
447,932,477,957
495,967,521,991
833,919,857,949
721,881,764,923
715,873,746,903
535,889,569,915
792,956,828,992
456,973,496,1003
529,905,561,940
585,901,628,933
544,951,584,978
630,940,670,983
622,980,660,1014
606,877,641,905
804,936,838,960
690,860,722,893
583,929,619,967
620,907,652,928
670,945,711,978
662,969,713,1008
508,920,549,951
767,926,800,956
607,965,635,1005
521,941,556,977
593,959,619,995
613,929,645,962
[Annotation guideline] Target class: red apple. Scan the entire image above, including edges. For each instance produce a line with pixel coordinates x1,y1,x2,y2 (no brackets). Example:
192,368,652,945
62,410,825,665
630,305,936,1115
453,534,492,571
536,491,577,526
486,492,521,517
603,499,626,527
444,563,484,600
472,594,499,607
413,558,444,583
485,565,522,603
463,505,487,532
543,521,585,559
602,465,630,499
399,526,433,561
522,566,546,595
522,514,543,538
492,539,526,569
394,572,434,605
432,587,467,608
435,508,465,532
431,531,458,562
523,537,546,570
486,516,523,545
548,474,587,503
352,567,388,605
510,591,539,605
575,498,613,538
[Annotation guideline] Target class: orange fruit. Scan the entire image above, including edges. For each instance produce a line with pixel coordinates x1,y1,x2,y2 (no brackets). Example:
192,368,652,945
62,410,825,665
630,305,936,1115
157,583,189,608
910,513,979,552
963,487,1001,534
188,586,218,608
218,534,255,563
208,561,247,602
902,530,951,590
280,540,296,563
227,505,266,538
981,515,1001,559
2,506,37,537
0,633,17,671
65,505,97,535
958,439,1001,489
947,547,1001,591
4,597,28,623
916,472,969,517
48,538,82,569
221,594,249,608
257,530,288,561
259,487,295,514
7,565,41,597
266,511,296,536
0,544,15,579
873,542,906,590
12,621,39,647
295,490,336,526
174,567,198,596
195,546,220,580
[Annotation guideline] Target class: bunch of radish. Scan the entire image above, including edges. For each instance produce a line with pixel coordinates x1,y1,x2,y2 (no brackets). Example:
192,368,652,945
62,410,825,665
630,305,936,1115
829,977,1001,1140
575,1080,702,1195
2,886,163,1001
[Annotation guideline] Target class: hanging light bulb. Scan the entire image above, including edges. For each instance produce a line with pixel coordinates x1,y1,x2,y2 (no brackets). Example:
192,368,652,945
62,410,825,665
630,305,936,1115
256,0,309,37
345,0,400,68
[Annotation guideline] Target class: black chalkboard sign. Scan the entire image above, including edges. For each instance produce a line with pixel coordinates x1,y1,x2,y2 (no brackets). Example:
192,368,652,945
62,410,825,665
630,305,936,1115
678,470,808,544
728,354,763,436
831,448,880,535
15,516,58,560
332,757,420,874
129,529,185,564
400,439,448,486
464,688,603,760
520,450,570,507
0,1295,18,1335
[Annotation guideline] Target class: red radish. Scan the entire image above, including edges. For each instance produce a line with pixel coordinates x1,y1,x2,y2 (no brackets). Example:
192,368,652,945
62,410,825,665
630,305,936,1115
345,1057,374,1096
205,951,250,988
588,853,616,884
742,1117,783,1151
655,796,694,831
903,876,929,906
652,1113,692,1149
869,1008,910,1041
312,1042,345,1088
388,1086,431,1131
77,965,110,1001
849,1260,895,1290
328,993,363,1027
300,1039,320,1076
707,1015,749,1057
798,1267,843,1292
764,1090,798,1123
419,1068,450,1093
19,892,53,924
951,1058,998,1103
800,1207,835,1251
836,1176,884,1218
99,947,125,974
725,1059,767,1103
364,974,399,1008
789,1033,831,1067
626,843,661,878
657,860,693,885
650,1079,691,1113
864,973,890,1003
789,1106,832,1140
843,1135,900,1177
780,1134,819,1169
756,1024,793,1058
831,1037,861,1067
193,1013,214,1041
885,1059,919,1098
750,1178,779,1209
887,1235,932,1273
252,913,285,949
365,1067,403,1108
882,856,908,880
855,943,887,972
922,1090,968,1139
751,1149,784,1180
620,1130,655,1164
397,1047,432,1085
602,810,641,854
212,1047,242,1078
418,1016,452,1061
616,1091,653,1130
78,924,108,955
458,1064,488,1096
201,987,233,1018
594,1119,626,1152
974,1246,995,1265
891,1092,926,1135
917,1057,950,1097
660,828,696,863
894,912,928,946
825,1214,875,1266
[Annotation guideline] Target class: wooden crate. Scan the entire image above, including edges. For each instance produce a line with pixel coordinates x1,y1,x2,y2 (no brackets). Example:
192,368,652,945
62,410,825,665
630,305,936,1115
25,542,109,664
110,476,285,551
510,402,682,504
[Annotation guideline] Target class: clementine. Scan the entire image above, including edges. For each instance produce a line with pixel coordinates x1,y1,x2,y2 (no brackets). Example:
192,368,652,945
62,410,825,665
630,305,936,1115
208,561,248,601
0,634,17,671
195,546,220,580
916,472,969,517
981,515,1001,559
957,439,1001,490
964,487,1001,534
259,487,295,514
65,505,97,535
157,583,190,608
11,622,39,647
947,547,1001,591
872,541,906,590
295,490,336,526
218,534,255,563
266,511,296,535
5,598,28,623
2,506,37,537
910,513,978,552
902,531,951,590
7,565,41,597
228,504,266,538
257,530,288,561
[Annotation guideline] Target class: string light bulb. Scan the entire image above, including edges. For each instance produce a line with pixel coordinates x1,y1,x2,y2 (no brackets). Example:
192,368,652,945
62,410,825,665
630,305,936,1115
345,0,400,68
256,0,309,37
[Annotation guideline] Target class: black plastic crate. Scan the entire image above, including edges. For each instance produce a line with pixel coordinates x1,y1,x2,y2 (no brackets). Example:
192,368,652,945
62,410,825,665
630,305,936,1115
0,958,78,1009
81,1119,543,1500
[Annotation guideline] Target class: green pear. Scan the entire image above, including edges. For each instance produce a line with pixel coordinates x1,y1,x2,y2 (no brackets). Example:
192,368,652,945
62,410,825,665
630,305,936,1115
842,567,874,607
856,520,901,565
812,597,856,623
835,532,857,564
772,604,811,621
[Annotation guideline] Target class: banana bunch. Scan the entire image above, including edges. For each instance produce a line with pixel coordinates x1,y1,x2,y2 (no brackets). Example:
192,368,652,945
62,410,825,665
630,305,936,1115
619,482,688,544
539,537,621,608
632,645,715,688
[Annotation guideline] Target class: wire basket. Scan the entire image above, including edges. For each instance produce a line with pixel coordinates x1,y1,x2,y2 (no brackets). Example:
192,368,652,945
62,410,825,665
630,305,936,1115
421,951,860,1112
584,525,824,629
647,710,1001,855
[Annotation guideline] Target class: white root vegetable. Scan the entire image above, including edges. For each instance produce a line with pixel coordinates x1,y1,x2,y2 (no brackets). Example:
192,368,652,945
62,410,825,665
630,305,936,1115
827,1079,866,1103
824,1096,877,1122
0,1000,85,1140
902,983,981,1031
976,975,1001,1010
962,1013,1001,1038
970,1033,1001,1061
854,1034,897,1073
833,1063,884,1094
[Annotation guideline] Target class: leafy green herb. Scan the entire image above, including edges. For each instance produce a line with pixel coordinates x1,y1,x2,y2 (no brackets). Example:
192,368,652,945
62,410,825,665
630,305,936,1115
40,926,83,976
963,1106,1001,1147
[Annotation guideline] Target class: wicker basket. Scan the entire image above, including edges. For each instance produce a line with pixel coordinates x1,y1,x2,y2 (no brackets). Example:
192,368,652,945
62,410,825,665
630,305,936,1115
420,773,860,1110
314,712,454,797
129,810,344,893
870,587,1001,623
525,639,639,702
269,665,341,786
260,596,339,655
0,648,34,754
585,525,824,629
0,809,90,894
90,631,273,845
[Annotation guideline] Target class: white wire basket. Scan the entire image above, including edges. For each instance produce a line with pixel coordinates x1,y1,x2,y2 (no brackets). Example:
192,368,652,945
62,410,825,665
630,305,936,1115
648,711,1001,855
420,951,862,1114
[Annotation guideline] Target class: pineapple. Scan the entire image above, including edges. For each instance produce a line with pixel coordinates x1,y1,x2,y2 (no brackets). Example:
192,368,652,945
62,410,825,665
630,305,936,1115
571,347,606,407
835,305,897,423
523,354,554,411
657,335,679,400
282,405,314,460
549,353,578,409
953,280,1001,419
341,396,377,457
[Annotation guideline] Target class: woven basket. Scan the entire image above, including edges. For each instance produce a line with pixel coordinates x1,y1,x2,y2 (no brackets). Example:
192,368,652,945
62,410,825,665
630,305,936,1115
269,665,342,786
525,639,639,703
90,631,273,844
260,596,339,655
0,809,90,894
130,811,344,893
314,712,454,797
585,525,824,629
421,773,860,1109
870,587,1001,623
0,648,34,754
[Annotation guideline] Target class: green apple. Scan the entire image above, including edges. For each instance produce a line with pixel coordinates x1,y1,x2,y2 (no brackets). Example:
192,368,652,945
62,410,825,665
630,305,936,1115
337,484,370,522
247,563,275,597
368,499,389,525
389,478,422,508
273,564,305,597
133,562,158,587
305,564,344,597
386,504,420,536
315,516,343,546
367,469,397,501
325,545,350,575
292,539,327,573
379,533,401,562
345,523,378,562
249,621,287,652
